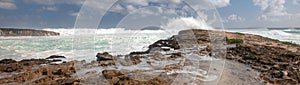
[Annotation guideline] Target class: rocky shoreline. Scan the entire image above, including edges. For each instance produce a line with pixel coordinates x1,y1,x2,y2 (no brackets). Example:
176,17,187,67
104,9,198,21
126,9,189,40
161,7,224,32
0,28,59,36
0,29,299,85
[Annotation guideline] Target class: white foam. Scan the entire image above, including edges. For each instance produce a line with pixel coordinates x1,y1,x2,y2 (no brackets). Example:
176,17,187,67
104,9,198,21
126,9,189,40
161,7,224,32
0,28,170,62
162,17,214,35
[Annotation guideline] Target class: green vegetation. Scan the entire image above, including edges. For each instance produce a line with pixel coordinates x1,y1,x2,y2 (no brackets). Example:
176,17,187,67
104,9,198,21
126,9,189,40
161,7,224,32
227,38,244,44
235,32,245,35
282,41,298,46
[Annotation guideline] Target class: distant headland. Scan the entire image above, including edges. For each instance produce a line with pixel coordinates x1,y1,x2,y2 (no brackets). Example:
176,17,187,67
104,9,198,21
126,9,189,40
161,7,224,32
0,28,59,36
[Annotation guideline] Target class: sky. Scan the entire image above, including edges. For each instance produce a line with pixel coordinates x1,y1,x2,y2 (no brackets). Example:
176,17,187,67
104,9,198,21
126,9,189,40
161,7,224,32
0,0,300,29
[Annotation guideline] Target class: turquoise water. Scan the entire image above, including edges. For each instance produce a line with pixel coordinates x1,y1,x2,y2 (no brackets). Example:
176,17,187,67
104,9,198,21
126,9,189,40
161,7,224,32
0,29,170,61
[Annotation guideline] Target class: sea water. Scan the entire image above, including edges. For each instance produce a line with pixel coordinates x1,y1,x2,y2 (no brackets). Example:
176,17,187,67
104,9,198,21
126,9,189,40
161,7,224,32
1,28,299,61
0,28,171,61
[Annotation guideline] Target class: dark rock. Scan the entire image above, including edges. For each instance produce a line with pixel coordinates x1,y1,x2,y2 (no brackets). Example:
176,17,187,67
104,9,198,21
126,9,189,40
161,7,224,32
0,59,17,64
46,55,66,59
19,59,50,66
96,52,113,61
148,36,180,50
129,51,149,55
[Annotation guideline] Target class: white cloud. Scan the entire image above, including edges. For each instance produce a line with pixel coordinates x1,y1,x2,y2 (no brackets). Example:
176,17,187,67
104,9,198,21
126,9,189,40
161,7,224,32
0,0,17,10
42,6,58,11
209,0,231,8
253,0,288,16
227,14,245,22
73,0,231,28
257,14,268,21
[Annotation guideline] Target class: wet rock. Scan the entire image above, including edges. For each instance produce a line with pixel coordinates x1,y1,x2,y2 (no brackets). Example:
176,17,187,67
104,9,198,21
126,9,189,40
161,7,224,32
0,59,77,84
96,52,113,61
46,55,66,59
0,59,16,64
96,52,116,66
0,63,20,72
19,59,50,66
168,52,182,60
148,36,180,50
129,51,149,55
98,60,115,66
130,56,142,65
102,70,173,85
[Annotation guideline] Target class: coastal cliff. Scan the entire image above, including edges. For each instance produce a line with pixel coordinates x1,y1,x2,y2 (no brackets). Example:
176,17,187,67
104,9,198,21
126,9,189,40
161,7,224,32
0,29,299,85
0,28,59,36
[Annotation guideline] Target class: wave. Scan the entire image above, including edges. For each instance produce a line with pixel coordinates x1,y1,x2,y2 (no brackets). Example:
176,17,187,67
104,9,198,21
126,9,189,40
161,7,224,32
283,29,300,34
42,17,215,36
43,28,167,36
1,17,217,61
161,17,214,35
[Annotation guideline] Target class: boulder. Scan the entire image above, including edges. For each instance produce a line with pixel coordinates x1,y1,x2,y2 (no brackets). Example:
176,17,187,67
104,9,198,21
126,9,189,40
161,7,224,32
96,52,113,61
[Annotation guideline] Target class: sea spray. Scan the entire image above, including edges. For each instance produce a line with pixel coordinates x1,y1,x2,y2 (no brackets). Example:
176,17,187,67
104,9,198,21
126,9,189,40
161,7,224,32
161,17,214,35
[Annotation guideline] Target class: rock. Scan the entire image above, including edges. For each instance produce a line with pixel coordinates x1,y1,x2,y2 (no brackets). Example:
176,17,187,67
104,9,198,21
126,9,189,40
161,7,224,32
96,52,113,61
168,52,182,60
98,60,115,66
130,56,142,65
102,70,124,84
46,55,66,59
148,36,180,51
102,70,172,85
0,59,77,84
129,51,149,55
0,59,17,64
161,47,171,51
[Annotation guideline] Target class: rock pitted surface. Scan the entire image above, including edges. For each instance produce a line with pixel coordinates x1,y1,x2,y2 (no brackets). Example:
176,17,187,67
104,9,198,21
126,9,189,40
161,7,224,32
225,31,300,85
0,28,59,36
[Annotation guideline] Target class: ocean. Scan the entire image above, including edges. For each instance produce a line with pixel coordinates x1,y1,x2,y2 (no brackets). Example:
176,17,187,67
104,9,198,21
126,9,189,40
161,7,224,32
0,28,171,62
0,28,299,62
1,17,300,62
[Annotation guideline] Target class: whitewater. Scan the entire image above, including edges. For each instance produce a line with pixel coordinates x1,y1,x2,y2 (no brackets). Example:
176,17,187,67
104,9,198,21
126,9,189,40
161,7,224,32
0,28,172,62
1,17,300,62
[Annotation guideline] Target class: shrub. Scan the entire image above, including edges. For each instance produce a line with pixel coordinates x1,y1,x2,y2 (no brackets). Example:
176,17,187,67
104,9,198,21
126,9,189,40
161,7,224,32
227,38,244,44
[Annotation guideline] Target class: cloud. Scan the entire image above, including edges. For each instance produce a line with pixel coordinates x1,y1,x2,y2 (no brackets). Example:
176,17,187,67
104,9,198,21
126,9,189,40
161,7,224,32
209,0,231,8
0,0,17,10
42,6,58,11
257,14,268,21
227,14,245,22
22,0,85,5
253,0,288,16
71,0,231,28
